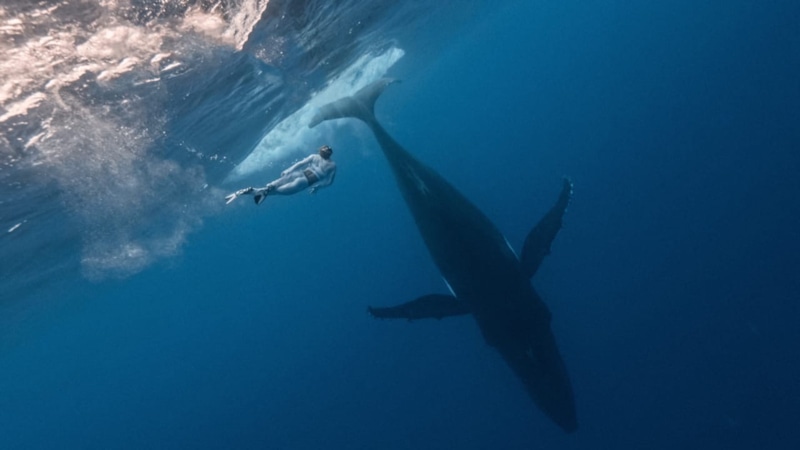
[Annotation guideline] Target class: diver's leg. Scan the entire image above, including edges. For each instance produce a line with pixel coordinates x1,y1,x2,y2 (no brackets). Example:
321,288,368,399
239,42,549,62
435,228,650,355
225,186,255,204
273,177,309,195
251,175,288,204
253,173,308,204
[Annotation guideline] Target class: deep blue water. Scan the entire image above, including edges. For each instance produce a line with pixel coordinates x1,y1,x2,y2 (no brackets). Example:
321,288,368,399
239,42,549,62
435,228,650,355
2,0,800,448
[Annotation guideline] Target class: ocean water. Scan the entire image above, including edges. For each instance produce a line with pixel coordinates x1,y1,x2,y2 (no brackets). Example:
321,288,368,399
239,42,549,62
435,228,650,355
2,0,799,448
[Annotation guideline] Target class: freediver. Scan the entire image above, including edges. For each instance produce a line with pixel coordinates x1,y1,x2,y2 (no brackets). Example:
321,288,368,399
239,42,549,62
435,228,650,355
225,145,337,205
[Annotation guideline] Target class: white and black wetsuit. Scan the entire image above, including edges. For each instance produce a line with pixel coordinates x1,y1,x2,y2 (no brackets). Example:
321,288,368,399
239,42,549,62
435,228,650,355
225,151,337,205
300,154,335,188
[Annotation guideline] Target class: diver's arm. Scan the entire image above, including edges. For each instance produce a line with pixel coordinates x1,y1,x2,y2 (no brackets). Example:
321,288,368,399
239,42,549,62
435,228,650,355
281,155,314,176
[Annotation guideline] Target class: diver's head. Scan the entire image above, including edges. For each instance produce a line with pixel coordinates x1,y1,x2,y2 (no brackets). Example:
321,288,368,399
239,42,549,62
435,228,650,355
319,145,333,159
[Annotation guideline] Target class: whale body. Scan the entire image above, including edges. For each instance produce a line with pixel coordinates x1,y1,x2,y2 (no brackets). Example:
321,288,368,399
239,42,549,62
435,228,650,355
310,79,577,432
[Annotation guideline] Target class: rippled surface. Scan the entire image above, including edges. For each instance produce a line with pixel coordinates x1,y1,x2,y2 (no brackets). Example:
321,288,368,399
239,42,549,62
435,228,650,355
1,0,483,292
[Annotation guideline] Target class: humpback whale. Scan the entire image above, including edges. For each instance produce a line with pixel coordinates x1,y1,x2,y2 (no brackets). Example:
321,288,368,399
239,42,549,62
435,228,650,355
309,79,577,433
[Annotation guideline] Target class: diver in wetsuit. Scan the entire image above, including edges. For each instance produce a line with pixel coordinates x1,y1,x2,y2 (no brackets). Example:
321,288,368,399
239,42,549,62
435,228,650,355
225,145,336,205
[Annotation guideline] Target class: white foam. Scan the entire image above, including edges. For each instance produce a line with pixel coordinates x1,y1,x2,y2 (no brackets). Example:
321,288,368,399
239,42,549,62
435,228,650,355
77,25,163,61
229,46,405,180
0,92,46,123
180,6,233,45
224,0,271,50
1,0,268,109
25,131,47,150
1,0,273,280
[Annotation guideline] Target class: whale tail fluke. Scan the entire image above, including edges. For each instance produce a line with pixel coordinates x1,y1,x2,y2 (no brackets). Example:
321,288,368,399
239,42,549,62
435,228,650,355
309,78,398,128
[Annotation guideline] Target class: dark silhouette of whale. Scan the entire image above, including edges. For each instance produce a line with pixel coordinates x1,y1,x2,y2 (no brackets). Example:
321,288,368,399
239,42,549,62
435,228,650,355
309,79,577,433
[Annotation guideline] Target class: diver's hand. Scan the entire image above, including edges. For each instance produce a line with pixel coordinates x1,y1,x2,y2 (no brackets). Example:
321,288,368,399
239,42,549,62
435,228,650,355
309,186,318,194
225,187,254,204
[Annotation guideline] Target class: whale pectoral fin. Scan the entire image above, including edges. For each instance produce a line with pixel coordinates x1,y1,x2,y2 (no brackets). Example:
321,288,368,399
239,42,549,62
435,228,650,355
368,294,471,321
520,178,573,279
